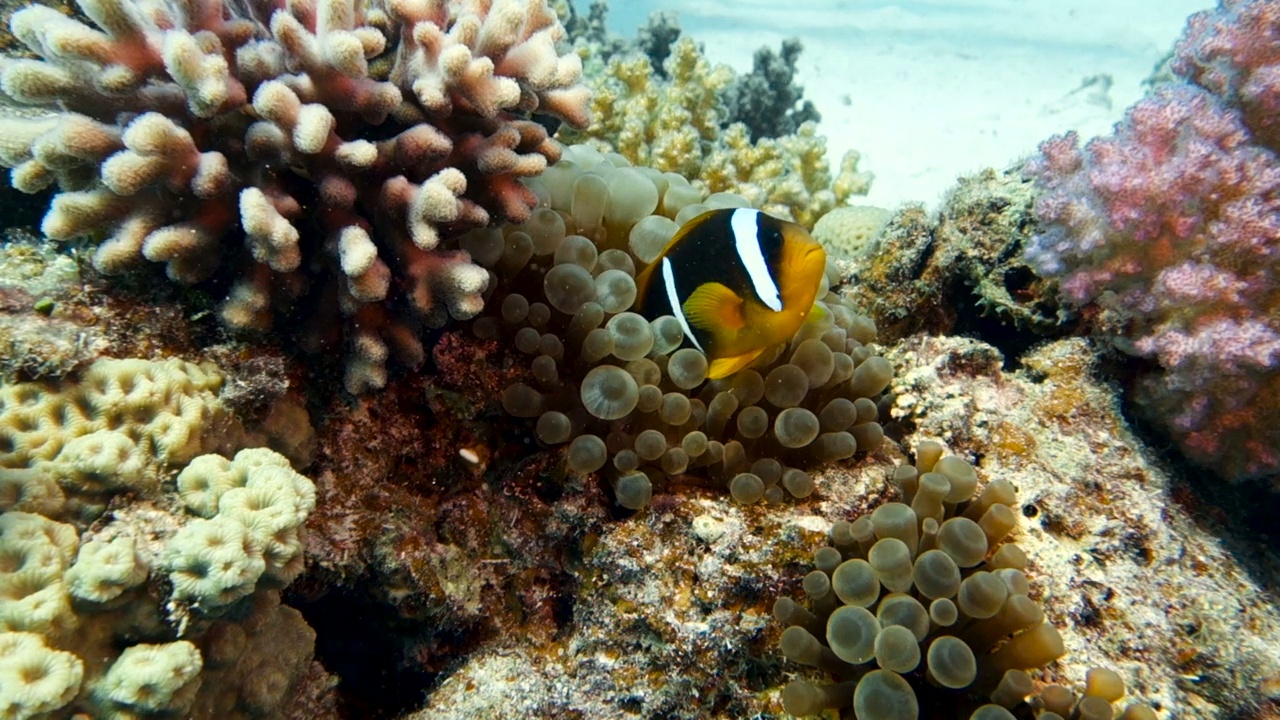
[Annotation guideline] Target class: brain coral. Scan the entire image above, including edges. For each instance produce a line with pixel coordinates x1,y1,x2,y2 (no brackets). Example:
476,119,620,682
0,357,234,523
0,356,320,718
0,451,318,717
0,0,591,394
454,144,892,509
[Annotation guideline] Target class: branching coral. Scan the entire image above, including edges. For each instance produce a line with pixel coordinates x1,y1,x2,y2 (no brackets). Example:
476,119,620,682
0,0,591,394
1025,0,1280,482
560,0,680,78
563,34,870,227
721,37,821,142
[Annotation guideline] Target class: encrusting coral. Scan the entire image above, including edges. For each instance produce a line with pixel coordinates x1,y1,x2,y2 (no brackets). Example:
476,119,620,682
454,143,893,509
830,168,1059,345
0,0,592,394
0,232,109,384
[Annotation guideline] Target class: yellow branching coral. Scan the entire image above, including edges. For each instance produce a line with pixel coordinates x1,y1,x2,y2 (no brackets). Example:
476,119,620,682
702,121,871,228
565,37,870,227
572,38,731,178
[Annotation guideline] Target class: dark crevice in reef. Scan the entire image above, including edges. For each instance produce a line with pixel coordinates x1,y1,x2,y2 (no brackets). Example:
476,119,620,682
0,184,52,232
287,582,456,718
1157,441,1280,600
950,276,1056,372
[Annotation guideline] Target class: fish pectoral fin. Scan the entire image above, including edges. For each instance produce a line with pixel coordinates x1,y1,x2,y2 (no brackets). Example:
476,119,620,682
708,347,767,379
682,282,746,331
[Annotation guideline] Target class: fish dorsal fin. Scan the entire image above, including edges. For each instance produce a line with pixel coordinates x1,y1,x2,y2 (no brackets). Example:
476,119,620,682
682,282,746,331
708,346,768,379
633,262,657,306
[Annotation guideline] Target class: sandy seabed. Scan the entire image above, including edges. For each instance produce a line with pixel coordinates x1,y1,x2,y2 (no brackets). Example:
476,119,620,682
601,0,1215,209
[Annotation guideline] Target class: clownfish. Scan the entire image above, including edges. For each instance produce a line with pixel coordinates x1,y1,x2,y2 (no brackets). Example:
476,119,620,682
634,207,828,379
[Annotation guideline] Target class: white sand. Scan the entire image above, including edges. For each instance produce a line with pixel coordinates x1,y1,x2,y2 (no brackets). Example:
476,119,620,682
598,0,1215,210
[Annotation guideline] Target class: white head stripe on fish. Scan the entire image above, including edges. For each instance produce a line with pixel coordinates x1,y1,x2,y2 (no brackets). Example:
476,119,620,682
662,256,705,352
730,208,783,312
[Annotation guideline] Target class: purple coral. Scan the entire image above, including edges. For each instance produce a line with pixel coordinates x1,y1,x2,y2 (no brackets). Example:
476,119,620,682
1025,0,1280,482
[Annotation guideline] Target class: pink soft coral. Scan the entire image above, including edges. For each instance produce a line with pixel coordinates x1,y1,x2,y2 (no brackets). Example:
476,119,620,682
1025,0,1280,482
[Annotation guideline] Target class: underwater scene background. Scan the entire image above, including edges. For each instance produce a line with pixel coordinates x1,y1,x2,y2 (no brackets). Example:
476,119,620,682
0,0,1277,718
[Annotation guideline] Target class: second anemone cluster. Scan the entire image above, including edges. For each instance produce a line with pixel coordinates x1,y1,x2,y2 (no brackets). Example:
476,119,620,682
774,442,1159,720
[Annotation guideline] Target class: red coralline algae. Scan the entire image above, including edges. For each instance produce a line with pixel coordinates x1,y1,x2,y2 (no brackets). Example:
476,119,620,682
1024,1,1280,483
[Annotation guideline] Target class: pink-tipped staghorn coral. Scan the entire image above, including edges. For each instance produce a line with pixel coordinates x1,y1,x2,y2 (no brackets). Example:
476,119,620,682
0,0,591,394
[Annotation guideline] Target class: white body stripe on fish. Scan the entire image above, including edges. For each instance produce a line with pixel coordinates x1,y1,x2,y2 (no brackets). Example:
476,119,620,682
730,208,783,312
662,256,705,352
